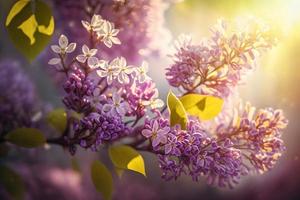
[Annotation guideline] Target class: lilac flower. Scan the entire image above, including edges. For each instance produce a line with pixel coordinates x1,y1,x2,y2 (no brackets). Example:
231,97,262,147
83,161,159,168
96,59,119,85
113,57,135,84
76,45,98,69
102,92,128,116
166,19,276,97
63,67,94,113
0,60,40,134
142,120,169,147
97,20,121,48
81,14,104,32
72,111,130,151
135,61,150,83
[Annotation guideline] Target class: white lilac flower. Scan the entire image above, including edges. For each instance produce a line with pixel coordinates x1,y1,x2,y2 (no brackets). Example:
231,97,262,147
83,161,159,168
76,45,99,68
49,35,76,66
142,97,164,109
51,34,76,54
136,61,150,83
102,92,127,116
81,14,104,32
112,57,135,84
97,21,121,48
96,60,119,85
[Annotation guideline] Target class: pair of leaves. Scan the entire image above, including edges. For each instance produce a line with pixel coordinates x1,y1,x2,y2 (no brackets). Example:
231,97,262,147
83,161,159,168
167,91,224,129
5,128,46,148
0,165,25,200
91,145,146,200
5,0,55,61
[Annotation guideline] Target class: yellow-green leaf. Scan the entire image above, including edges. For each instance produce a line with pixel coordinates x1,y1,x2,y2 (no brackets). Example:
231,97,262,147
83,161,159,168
115,167,124,178
180,94,224,120
5,0,55,61
5,128,46,148
91,160,113,200
108,145,146,176
167,91,188,130
0,165,25,200
46,108,67,133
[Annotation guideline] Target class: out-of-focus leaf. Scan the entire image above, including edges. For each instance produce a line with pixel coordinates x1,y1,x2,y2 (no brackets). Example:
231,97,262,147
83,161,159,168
91,160,113,200
167,91,188,130
0,165,25,200
180,94,224,120
5,0,55,61
46,108,67,134
5,128,46,148
109,145,146,176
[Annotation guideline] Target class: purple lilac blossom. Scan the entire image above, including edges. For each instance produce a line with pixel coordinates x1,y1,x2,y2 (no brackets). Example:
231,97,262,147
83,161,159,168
166,19,277,97
142,102,288,188
0,60,40,134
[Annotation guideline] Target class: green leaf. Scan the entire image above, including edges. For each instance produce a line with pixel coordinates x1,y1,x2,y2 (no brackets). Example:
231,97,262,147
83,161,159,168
108,145,146,176
5,0,55,61
91,160,113,200
167,91,188,130
46,108,67,133
5,128,46,148
180,94,224,120
0,165,25,200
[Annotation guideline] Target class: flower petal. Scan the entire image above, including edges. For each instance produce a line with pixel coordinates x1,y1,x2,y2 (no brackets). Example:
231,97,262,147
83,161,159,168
51,45,61,53
66,43,77,53
76,54,87,63
142,129,153,138
48,58,61,65
59,34,68,49
87,57,99,69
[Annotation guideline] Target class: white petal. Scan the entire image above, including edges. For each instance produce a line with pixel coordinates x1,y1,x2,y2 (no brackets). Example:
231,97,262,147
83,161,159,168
119,57,126,67
96,70,107,77
152,99,164,109
111,37,121,45
107,75,113,85
103,39,112,48
59,34,68,49
51,45,61,53
81,20,91,30
111,29,119,36
76,54,87,63
98,60,108,69
48,58,61,65
82,44,89,55
89,49,98,56
87,57,99,68
66,43,76,53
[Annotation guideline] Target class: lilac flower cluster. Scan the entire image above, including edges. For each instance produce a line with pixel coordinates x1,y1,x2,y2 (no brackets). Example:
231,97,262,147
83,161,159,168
48,12,288,188
48,15,164,152
166,19,277,97
72,111,130,152
142,103,287,187
49,0,172,64
0,60,40,134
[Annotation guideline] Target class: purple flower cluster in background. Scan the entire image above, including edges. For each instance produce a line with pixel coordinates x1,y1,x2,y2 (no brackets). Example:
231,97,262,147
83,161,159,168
0,60,41,134
166,19,277,97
